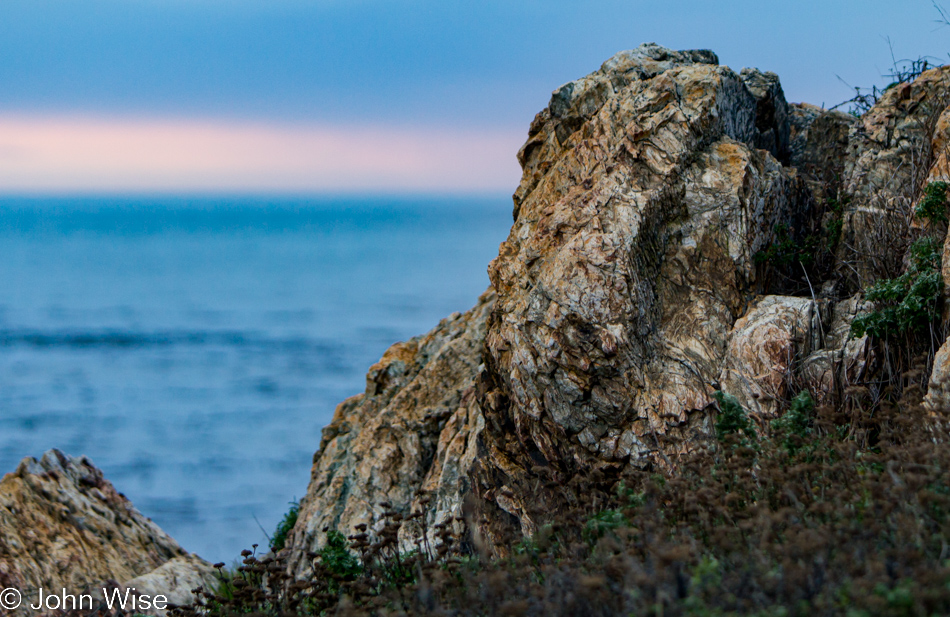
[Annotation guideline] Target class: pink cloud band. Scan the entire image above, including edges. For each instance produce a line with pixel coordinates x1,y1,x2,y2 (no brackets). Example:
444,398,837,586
0,116,524,193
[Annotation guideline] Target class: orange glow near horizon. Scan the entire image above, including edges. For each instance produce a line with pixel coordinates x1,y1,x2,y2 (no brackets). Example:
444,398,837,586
0,116,525,193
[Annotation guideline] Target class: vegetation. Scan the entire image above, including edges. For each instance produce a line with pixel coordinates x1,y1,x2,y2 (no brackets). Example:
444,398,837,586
166,386,950,617
753,196,845,297
753,223,817,269
714,390,757,447
850,237,943,340
833,52,936,116
317,529,362,581
271,499,300,551
772,390,815,455
916,181,949,225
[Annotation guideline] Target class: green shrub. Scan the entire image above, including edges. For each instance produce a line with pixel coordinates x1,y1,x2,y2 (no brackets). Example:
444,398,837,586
851,237,943,339
772,390,815,454
714,390,757,446
270,499,299,551
319,529,362,580
916,181,949,224
582,508,627,544
754,224,817,268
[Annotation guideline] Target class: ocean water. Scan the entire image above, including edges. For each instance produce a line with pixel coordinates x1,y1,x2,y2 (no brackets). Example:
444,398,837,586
0,196,511,563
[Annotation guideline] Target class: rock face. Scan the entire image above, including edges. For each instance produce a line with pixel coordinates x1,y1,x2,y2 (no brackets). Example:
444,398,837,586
290,45,950,562
475,48,812,536
838,67,950,286
290,291,493,570
719,295,820,421
123,554,219,610
787,102,854,203
0,450,216,615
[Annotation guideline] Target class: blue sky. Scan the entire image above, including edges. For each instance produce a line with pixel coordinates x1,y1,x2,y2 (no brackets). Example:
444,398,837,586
2,0,949,193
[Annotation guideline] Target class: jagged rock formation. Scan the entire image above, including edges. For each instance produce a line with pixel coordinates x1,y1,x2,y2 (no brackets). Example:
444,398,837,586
839,67,950,286
290,291,493,564
474,48,812,537
787,102,854,203
290,45,950,565
0,450,216,615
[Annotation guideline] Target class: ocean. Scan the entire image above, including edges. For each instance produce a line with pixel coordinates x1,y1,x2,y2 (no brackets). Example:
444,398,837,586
0,195,512,564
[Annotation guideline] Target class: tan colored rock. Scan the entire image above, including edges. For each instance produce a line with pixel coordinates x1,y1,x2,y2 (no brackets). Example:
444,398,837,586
0,450,211,615
921,105,950,313
122,554,219,614
722,292,879,422
840,66,950,286
799,294,875,402
720,296,819,422
288,290,493,572
292,46,950,557
926,337,950,420
515,43,720,219
919,104,950,187
476,46,810,535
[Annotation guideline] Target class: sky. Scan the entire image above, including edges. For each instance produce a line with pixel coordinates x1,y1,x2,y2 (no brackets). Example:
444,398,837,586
2,0,950,194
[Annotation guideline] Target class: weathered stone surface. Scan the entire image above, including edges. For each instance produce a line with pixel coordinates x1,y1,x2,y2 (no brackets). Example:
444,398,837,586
740,68,790,162
0,450,212,615
840,67,950,286
799,295,875,402
123,554,218,614
515,43,721,220
926,338,950,417
720,296,819,421
291,44,816,553
474,47,810,535
788,103,855,202
288,290,493,572
922,105,950,312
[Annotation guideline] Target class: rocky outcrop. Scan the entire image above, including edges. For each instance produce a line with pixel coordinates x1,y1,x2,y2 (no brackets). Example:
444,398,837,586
123,554,218,610
0,450,216,615
838,67,950,286
475,48,812,536
289,291,493,571
719,295,820,421
290,45,950,561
